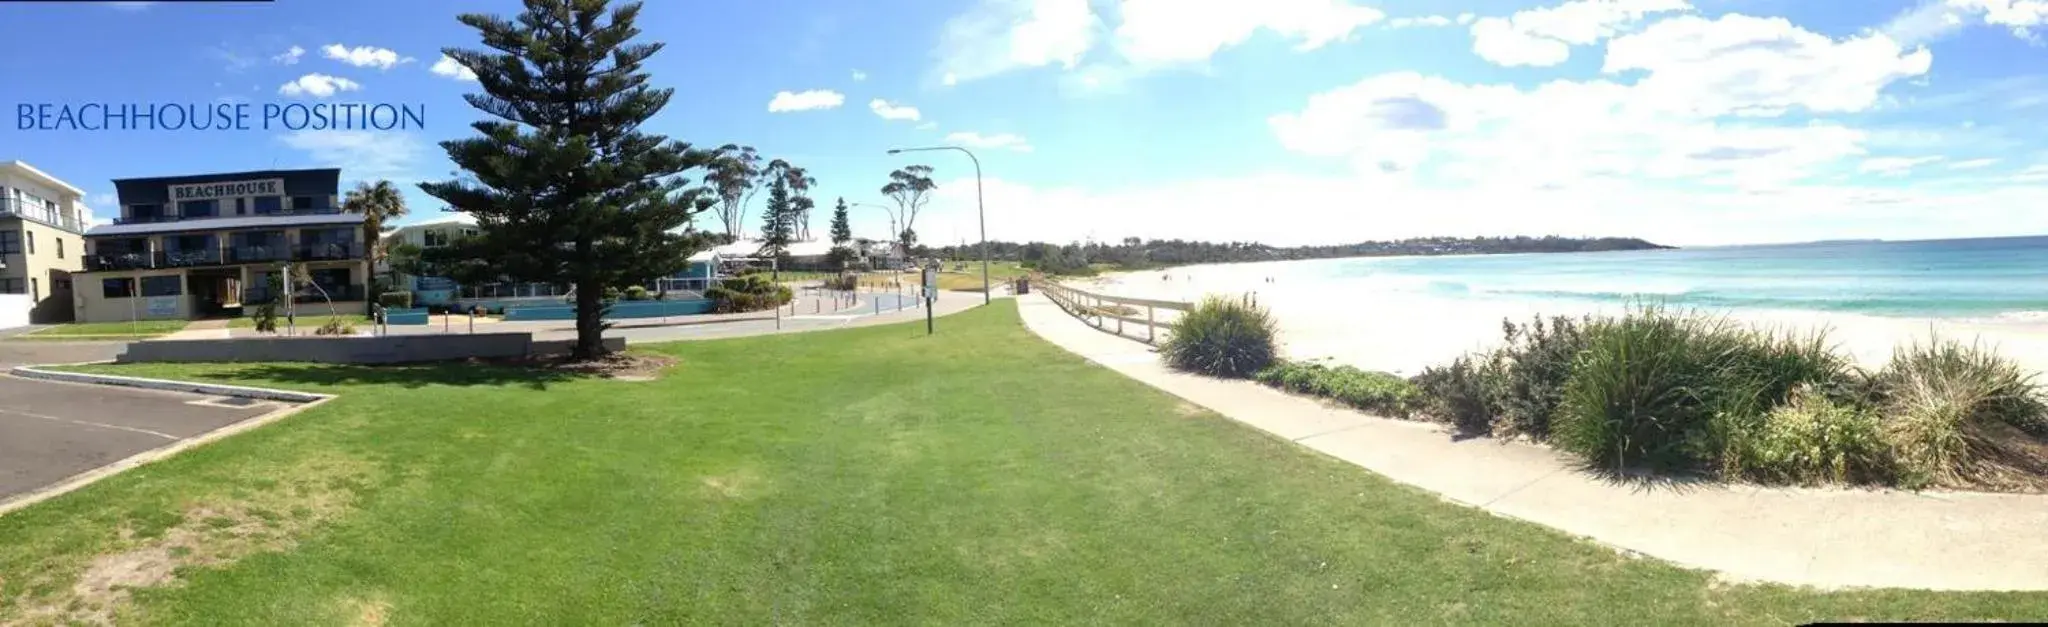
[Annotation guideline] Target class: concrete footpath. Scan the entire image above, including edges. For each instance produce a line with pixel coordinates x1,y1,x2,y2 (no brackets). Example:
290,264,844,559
1014,293,2048,591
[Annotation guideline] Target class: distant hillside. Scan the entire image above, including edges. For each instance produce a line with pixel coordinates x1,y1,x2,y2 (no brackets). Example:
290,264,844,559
917,236,1673,275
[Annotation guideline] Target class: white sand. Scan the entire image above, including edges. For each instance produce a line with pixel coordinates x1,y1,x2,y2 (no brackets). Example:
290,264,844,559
1080,268,2048,377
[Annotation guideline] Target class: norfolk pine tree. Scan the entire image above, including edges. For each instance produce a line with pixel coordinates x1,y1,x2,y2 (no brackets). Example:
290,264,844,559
420,0,718,359
827,197,855,269
759,176,795,267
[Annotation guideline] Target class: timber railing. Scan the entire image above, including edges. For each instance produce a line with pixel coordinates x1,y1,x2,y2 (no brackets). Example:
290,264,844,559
1039,281,1192,344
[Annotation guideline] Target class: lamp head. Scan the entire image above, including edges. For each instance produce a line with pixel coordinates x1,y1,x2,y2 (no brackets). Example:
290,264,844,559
887,149,903,155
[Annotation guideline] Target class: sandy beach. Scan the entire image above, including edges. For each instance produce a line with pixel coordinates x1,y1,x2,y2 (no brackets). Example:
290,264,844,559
1078,266,2048,377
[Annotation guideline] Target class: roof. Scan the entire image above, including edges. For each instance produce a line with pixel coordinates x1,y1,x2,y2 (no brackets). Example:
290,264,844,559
85,212,366,237
389,212,477,234
110,167,340,187
0,161,86,197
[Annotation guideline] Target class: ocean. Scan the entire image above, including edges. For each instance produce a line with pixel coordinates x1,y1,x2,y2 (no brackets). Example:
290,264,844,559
1092,236,2048,374
1160,236,2048,321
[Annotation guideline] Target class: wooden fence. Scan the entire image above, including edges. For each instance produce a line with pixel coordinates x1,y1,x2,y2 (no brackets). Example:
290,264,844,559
1038,281,1192,344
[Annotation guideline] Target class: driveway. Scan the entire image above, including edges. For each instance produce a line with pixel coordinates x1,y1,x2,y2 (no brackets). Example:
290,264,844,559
0,375,281,508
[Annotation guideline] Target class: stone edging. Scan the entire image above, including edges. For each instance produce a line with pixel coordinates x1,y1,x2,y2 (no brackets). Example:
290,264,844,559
9,362,331,403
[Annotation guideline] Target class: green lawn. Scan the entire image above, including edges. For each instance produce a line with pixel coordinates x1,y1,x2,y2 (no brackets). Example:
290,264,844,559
9,320,190,340
7,302,2047,624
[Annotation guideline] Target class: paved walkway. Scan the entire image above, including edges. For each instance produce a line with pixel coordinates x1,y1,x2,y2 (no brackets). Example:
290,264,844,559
1013,293,2048,591
160,319,231,341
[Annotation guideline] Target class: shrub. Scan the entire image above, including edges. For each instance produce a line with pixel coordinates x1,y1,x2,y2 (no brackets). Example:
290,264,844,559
1159,295,1278,378
1411,356,1501,435
313,319,357,336
378,291,414,309
1487,316,1593,439
1718,386,1892,486
707,275,794,313
821,274,858,290
1869,338,2048,487
623,285,651,301
1256,360,1419,418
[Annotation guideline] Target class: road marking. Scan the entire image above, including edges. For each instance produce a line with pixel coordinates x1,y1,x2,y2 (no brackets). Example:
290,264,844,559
0,408,181,441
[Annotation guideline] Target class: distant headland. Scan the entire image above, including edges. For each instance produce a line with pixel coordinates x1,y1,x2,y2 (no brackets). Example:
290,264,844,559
920,236,1673,275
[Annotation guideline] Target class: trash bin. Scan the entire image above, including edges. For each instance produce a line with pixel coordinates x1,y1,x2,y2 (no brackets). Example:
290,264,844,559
1014,277,1031,295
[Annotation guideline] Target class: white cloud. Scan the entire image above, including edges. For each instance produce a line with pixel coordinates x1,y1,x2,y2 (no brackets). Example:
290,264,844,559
1471,0,1692,67
273,45,305,65
935,0,1387,84
944,131,1034,152
1949,157,2001,169
1603,14,1933,117
934,0,1099,84
2009,164,2048,182
278,130,426,183
1389,15,1456,28
105,1,153,10
1457,13,1477,25
1113,0,1386,64
1885,0,2048,45
322,44,411,70
917,121,940,130
852,70,869,81
1859,156,1945,176
871,99,923,121
277,74,362,98
430,55,477,81
768,89,846,112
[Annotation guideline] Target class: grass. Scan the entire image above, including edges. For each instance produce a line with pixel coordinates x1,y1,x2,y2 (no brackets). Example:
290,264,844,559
8,320,191,341
6,302,2048,623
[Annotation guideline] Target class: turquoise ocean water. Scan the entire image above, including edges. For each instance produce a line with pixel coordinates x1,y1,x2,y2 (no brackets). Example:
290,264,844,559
1267,236,2048,319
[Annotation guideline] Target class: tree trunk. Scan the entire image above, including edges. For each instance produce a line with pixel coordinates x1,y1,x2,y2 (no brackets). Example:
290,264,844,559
574,277,605,360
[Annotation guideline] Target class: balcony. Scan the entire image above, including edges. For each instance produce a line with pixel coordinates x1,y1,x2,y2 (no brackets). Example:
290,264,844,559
84,242,362,272
295,241,360,261
113,207,342,225
0,198,84,232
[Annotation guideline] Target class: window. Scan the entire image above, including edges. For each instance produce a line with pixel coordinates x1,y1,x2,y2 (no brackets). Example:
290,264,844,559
129,204,163,221
0,278,22,294
253,196,283,214
308,268,351,292
0,231,16,254
235,198,247,215
24,231,32,255
291,196,316,211
179,199,218,218
102,278,133,298
29,278,37,301
141,276,182,297
56,237,63,259
54,279,70,292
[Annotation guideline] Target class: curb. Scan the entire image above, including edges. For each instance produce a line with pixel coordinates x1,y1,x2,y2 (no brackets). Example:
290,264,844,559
8,362,332,403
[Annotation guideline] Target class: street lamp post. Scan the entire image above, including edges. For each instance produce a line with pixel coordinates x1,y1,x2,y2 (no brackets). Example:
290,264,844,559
884,146,987,303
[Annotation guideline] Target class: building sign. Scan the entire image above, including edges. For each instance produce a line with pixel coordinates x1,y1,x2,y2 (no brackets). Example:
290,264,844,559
168,178,283,201
145,296,179,317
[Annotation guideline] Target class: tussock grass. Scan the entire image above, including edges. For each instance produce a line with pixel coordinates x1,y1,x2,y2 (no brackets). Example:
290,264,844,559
1160,295,1278,378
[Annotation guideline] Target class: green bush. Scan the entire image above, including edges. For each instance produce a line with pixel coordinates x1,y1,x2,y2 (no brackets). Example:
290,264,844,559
1256,360,1419,418
313,319,357,336
1487,316,1593,438
821,274,858,291
623,285,651,301
1159,295,1278,378
1869,338,2048,487
1410,356,1501,435
1719,386,1892,486
707,275,794,313
378,291,414,309
1552,308,1854,474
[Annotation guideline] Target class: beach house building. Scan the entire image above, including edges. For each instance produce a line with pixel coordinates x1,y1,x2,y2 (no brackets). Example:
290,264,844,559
71,168,371,323
0,161,90,324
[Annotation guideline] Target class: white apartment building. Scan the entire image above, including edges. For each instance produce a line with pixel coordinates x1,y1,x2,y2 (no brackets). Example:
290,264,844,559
0,161,89,324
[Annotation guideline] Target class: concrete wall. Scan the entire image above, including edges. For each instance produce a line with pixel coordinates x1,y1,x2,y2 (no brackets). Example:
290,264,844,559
114,332,626,365
0,294,27,329
501,298,714,321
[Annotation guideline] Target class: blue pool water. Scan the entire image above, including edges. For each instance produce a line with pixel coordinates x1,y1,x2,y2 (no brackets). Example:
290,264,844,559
1261,236,2048,319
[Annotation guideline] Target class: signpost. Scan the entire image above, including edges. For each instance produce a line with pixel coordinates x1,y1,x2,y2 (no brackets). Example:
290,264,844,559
922,265,937,335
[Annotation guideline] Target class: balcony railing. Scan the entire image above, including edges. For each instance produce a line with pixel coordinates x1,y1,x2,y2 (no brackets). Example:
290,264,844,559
295,241,360,261
84,242,363,272
113,207,342,225
0,198,85,232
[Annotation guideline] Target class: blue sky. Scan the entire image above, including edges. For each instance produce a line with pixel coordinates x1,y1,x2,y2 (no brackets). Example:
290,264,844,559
4,0,2048,247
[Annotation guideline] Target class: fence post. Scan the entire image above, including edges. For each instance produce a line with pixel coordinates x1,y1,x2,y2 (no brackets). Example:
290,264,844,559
1147,305,1155,344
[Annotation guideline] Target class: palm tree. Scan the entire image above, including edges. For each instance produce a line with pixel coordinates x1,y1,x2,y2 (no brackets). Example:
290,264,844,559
341,180,409,289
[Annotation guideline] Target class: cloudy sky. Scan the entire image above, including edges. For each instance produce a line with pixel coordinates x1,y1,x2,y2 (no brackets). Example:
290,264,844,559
5,0,2048,247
